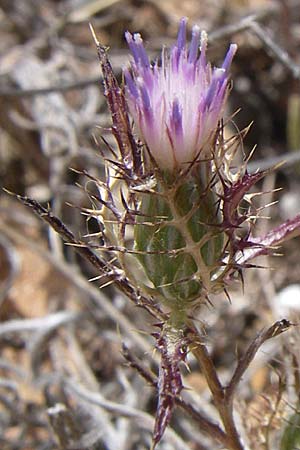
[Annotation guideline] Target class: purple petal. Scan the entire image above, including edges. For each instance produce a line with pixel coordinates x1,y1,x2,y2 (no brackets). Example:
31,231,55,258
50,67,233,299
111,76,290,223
140,82,151,110
199,30,208,69
222,44,237,72
124,68,138,99
171,99,183,137
125,31,150,68
176,17,187,51
139,83,154,127
188,25,201,64
204,68,225,109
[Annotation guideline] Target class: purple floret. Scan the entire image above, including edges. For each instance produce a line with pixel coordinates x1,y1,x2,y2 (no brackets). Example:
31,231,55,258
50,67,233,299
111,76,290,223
124,19,237,171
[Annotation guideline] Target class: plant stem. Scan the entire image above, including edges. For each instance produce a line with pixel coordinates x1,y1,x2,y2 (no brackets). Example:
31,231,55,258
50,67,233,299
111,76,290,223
188,330,244,450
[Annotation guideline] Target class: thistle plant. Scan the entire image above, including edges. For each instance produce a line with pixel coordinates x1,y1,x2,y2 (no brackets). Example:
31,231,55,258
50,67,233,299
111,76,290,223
83,18,300,449
19,17,300,450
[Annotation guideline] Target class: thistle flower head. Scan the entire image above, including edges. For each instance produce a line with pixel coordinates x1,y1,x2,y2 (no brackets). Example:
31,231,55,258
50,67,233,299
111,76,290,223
124,17,237,172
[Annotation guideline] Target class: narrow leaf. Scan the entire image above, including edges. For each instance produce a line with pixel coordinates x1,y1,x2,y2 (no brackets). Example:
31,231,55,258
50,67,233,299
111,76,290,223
90,26,141,174
153,326,188,448
238,214,300,264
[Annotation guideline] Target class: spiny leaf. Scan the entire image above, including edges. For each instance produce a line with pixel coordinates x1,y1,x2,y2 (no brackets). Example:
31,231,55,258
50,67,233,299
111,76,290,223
152,325,188,449
90,26,141,174
237,214,300,264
